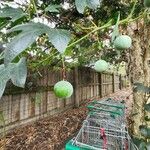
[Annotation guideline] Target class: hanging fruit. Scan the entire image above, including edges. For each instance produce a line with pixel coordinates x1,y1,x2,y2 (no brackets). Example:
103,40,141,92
54,80,73,98
114,35,132,50
94,59,109,72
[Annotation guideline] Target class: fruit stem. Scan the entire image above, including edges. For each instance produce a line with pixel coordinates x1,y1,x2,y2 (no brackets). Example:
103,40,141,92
61,55,66,80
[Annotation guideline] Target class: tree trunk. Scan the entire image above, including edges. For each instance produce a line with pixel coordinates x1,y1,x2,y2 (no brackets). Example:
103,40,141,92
128,20,150,137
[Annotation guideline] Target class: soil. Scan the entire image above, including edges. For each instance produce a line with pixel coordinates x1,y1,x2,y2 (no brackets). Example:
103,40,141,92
0,89,133,150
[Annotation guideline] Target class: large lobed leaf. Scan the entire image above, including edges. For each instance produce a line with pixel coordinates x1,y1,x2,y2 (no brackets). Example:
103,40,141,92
0,57,27,99
75,0,101,14
0,7,26,22
4,22,71,65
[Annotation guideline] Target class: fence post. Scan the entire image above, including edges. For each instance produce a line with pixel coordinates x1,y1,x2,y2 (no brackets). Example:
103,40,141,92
73,67,80,107
112,73,115,93
98,73,102,97
125,76,127,88
119,75,122,90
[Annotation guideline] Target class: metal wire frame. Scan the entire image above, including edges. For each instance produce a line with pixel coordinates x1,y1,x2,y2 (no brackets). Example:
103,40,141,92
73,121,136,150
87,98,126,117
86,111,126,127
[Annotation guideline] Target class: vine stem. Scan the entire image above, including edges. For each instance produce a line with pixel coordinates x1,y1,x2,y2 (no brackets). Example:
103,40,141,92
67,10,144,49
31,0,39,17
128,0,137,19
67,19,112,48
73,23,95,30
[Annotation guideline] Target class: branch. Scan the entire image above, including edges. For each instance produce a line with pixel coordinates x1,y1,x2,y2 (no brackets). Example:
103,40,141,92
67,19,113,48
128,0,137,19
67,12,144,49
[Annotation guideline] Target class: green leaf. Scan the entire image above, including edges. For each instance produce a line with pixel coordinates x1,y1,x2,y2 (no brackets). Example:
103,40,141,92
4,22,71,65
0,64,11,99
4,31,40,65
75,0,101,13
0,7,26,22
10,57,27,88
145,116,150,121
139,125,150,138
45,4,61,13
47,29,71,54
132,137,144,148
146,143,150,150
0,80,7,99
144,103,150,112
0,52,4,60
0,65,11,83
86,0,101,9
0,18,9,30
111,13,120,43
133,82,150,93
75,0,87,14
139,142,147,150
0,58,27,98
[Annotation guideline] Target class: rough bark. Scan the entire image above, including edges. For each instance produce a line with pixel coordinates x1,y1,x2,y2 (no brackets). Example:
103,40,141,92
128,20,150,137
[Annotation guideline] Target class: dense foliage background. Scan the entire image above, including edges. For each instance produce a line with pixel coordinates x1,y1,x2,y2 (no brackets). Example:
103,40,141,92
0,0,150,148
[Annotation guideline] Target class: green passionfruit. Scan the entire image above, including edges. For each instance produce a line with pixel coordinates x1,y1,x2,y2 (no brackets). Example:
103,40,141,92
114,35,132,50
54,80,73,98
94,59,109,72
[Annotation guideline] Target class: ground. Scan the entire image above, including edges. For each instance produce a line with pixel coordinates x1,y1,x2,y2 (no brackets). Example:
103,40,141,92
0,89,132,150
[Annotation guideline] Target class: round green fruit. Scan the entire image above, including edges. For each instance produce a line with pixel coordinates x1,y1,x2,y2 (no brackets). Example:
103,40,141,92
144,0,150,7
54,80,73,98
114,35,132,50
94,60,108,72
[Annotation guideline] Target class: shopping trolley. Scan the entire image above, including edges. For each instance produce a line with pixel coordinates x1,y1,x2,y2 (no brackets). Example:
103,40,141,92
87,98,126,117
85,111,126,129
66,120,137,150
65,97,136,150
